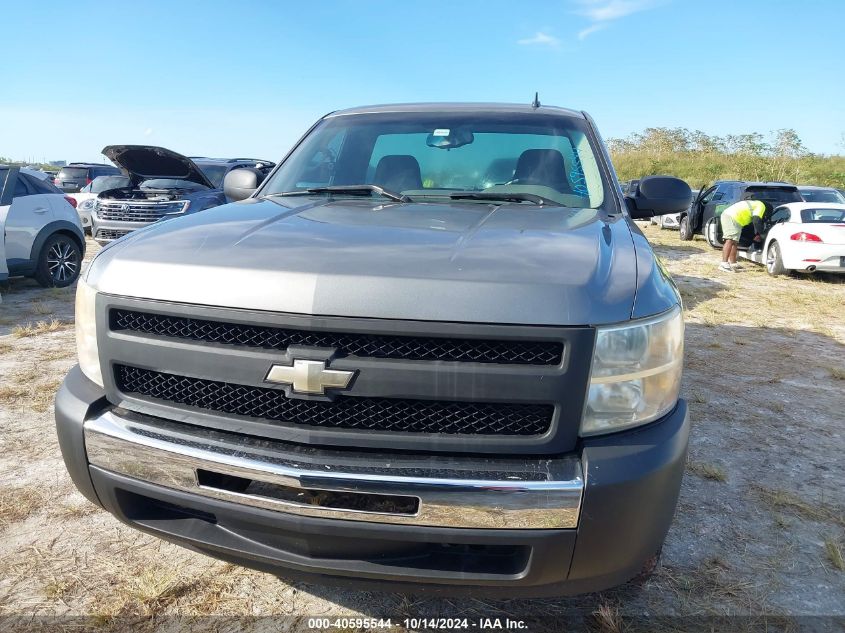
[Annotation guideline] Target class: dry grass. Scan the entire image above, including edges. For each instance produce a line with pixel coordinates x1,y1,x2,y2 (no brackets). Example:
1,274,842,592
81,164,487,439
0,340,13,354
773,515,790,530
1,367,65,413
0,314,19,326
44,578,77,600
753,486,845,527
9,365,42,383
12,319,71,338
645,226,845,340
825,538,844,571
38,346,76,362
829,366,845,381
49,502,101,520
28,300,53,316
687,461,727,482
91,562,248,620
0,383,29,407
656,556,765,615
0,485,48,529
44,287,75,299
29,377,64,413
591,601,624,633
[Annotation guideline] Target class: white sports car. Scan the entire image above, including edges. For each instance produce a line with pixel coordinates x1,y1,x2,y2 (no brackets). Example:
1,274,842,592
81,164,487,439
739,202,845,275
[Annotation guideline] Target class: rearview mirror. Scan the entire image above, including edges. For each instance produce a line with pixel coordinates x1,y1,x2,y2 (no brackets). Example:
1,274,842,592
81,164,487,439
224,168,260,201
426,128,474,149
624,176,692,219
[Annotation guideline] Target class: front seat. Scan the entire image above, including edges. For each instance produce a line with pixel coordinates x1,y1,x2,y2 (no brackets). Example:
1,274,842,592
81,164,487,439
512,149,571,192
373,155,422,192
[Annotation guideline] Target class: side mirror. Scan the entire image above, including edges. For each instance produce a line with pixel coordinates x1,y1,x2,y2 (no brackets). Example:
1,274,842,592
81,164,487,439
223,168,260,202
624,175,692,219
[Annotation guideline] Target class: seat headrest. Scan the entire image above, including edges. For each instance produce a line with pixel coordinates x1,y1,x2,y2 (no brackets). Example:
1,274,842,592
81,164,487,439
373,155,422,192
514,149,570,191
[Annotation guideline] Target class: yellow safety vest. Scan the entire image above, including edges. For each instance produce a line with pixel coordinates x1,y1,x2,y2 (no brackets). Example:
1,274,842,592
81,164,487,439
722,200,766,227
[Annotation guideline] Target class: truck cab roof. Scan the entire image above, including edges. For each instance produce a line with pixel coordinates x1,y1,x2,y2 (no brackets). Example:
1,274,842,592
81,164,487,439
327,102,587,119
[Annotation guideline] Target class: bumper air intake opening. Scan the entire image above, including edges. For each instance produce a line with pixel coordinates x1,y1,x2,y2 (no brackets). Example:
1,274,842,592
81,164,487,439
114,488,217,525
381,543,531,576
195,469,421,516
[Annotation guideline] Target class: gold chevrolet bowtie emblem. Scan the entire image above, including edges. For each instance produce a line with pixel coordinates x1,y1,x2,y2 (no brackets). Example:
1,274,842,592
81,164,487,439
265,359,355,395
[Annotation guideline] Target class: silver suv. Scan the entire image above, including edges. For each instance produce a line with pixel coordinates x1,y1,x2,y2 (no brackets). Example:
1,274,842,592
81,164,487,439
0,167,85,287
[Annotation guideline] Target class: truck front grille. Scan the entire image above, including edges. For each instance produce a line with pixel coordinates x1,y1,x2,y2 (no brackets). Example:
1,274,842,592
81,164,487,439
97,200,186,223
110,309,563,366
115,365,553,436
95,229,131,241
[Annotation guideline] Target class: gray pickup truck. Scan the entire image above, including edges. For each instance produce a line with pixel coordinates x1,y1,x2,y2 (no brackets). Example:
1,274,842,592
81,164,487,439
56,102,691,597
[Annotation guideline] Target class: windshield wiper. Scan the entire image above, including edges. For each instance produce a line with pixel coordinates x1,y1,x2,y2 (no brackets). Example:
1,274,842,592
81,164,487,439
449,191,559,206
264,185,410,203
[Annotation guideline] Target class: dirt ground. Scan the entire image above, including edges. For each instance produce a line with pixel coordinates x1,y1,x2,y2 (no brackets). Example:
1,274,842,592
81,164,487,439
0,228,843,632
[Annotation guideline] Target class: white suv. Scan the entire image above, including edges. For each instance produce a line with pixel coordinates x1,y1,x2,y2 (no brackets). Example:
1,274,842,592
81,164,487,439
0,166,86,287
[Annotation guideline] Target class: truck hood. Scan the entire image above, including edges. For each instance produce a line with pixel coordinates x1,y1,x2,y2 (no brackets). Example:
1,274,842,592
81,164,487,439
101,145,214,188
88,198,640,326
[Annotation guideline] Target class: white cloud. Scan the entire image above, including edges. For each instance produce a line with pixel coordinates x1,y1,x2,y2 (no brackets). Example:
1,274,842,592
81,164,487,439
575,0,664,39
517,31,561,48
577,23,609,40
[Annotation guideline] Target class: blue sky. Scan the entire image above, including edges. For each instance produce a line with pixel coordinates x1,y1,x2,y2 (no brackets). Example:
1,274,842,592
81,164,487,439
1,0,843,163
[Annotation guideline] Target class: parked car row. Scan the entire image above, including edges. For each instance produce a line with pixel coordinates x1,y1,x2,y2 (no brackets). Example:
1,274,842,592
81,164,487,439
1,147,275,287
88,147,273,245
663,179,845,276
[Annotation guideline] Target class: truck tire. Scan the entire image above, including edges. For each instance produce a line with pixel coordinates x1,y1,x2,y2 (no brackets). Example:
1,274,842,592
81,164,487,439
33,234,82,288
679,215,693,241
766,241,787,276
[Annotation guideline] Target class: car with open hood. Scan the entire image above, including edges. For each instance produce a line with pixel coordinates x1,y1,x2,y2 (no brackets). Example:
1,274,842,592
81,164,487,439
90,145,273,245
69,174,131,233
57,102,692,597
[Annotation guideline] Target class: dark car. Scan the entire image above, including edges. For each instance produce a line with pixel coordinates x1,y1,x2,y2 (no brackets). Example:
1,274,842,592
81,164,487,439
90,146,274,244
679,180,803,243
54,163,122,193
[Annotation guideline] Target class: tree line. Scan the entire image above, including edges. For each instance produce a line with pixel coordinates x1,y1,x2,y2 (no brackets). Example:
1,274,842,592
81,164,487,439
607,128,845,189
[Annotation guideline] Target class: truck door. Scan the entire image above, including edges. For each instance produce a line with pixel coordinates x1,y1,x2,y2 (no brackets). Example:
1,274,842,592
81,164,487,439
690,186,715,232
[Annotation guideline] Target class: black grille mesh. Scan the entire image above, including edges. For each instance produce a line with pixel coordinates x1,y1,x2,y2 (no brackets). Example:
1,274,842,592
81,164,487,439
110,309,562,366
115,365,553,436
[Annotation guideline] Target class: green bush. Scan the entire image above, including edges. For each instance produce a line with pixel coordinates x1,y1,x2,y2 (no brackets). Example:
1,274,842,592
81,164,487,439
609,128,844,189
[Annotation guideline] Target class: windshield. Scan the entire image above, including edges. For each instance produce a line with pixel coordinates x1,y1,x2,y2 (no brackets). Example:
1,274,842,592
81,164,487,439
800,188,845,203
260,112,608,208
57,167,89,180
139,179,209,191
197,164,228,188
800,207,845,223
745,187,803,205
91,175,130,193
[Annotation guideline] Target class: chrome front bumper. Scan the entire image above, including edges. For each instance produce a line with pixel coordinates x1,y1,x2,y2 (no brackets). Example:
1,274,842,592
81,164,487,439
84,411,583,530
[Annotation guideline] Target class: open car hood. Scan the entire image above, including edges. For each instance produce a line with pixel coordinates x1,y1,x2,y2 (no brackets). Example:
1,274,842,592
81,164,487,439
101,145,214,188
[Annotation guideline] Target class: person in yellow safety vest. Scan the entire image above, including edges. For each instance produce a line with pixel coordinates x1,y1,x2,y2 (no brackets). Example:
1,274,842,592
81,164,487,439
718,197,766,272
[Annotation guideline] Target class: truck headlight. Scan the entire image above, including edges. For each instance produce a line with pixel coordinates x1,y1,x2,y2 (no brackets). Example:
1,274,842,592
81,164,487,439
581,306,683,436
75,278,103,388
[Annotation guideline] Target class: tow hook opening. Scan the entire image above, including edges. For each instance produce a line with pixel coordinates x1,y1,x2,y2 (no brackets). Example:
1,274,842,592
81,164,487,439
195,469,421,516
